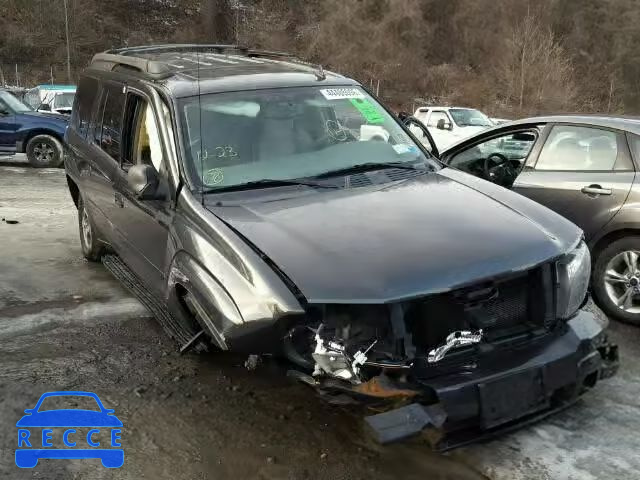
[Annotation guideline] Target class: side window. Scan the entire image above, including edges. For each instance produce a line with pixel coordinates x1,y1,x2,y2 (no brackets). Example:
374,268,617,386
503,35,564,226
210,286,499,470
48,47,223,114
535,125,627,171
71,76,99,138
449,131,537,171
98,84,125,162
428,111,449,128
123,94,164,173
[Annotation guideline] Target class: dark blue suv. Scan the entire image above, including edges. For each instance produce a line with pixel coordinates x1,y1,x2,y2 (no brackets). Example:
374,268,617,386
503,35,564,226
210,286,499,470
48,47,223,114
0,89,68,167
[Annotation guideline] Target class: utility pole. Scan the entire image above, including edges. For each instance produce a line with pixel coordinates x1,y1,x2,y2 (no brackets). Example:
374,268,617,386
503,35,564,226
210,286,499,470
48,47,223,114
63,0,72,83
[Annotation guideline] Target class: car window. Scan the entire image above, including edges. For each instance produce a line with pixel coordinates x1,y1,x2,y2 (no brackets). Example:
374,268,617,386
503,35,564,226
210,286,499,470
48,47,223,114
53,92,75,109
72,76,99,138
179,86,435,190
37,395,101,412
449,131,537,172
449,108,493,127
98,84,125,162
0,90,31,113
124,94,164,173
536,125,624,171
428,111,449,127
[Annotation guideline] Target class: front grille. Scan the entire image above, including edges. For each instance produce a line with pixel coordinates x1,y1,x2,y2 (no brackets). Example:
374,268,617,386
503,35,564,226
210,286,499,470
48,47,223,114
404,263,557,354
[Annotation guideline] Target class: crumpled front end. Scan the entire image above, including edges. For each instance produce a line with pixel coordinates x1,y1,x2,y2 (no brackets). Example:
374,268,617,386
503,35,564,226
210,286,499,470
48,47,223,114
282,260,619,450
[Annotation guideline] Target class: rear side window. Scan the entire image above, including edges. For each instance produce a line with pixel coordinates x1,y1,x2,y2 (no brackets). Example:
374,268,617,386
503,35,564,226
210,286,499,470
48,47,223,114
535,125,631,171
97,83,125,162
72,76,99,138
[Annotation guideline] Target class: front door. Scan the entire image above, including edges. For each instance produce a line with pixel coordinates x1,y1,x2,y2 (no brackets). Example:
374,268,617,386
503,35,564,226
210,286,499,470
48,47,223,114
0,91,18,153
426,110,455,150
513,124,635,242
110,91,171,296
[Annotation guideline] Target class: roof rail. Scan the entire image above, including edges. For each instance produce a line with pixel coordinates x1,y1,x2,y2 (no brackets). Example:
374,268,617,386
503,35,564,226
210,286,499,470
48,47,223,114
89,44,309,80
106,44,251,56
91,53,173,79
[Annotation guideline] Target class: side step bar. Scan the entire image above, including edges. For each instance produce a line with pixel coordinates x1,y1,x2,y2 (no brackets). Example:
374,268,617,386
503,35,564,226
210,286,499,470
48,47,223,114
102,254,205,352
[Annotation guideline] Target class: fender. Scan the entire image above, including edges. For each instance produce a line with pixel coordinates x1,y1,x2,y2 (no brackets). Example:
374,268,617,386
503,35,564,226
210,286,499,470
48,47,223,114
14,112,68,152
167,252,243,350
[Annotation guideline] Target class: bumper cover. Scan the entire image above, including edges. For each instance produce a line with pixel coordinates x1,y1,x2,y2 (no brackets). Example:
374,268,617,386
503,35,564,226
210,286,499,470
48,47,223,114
365,310,619,450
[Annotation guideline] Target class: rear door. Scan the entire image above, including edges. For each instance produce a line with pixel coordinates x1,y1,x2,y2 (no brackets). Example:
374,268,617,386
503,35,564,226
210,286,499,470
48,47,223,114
513,124,635,241
84,81,125,241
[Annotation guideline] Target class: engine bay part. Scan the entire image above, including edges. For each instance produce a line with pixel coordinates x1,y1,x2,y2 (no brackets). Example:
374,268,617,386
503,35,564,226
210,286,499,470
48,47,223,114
427,330,483,363
311,324,378,383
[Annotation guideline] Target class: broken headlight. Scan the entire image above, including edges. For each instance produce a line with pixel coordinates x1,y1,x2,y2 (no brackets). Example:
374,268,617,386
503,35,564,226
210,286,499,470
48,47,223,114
557,240,591,319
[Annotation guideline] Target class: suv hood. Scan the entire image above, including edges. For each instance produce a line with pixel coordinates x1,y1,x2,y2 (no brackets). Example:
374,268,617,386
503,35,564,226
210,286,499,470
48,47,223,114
206,169,581,303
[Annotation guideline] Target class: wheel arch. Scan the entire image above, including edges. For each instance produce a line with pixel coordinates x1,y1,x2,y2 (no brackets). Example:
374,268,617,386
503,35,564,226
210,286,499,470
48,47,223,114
19,128,65,153
66,174,80,208
166,251,245,351
590,227,640,264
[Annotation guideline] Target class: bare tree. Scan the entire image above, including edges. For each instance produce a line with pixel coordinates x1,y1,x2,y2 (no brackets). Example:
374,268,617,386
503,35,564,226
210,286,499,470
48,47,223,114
201,0,233,43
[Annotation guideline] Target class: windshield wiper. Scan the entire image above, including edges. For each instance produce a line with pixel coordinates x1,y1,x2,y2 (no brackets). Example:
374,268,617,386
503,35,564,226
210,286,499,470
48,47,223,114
314,161,432,179
202,178,339,194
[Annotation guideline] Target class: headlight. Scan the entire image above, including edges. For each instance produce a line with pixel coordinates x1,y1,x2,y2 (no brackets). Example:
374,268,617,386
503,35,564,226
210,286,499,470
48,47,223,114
557,240,591,319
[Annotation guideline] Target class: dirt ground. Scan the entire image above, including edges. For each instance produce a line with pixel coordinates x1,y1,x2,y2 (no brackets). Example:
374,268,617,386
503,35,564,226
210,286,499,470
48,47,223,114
1,159,638,480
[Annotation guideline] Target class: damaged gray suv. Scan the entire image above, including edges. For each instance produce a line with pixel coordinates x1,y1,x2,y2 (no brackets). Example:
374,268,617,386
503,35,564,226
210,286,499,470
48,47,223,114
64,45,618,450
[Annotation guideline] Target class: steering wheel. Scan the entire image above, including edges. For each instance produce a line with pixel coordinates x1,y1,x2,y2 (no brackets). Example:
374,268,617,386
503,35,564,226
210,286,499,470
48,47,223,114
483,153,517,186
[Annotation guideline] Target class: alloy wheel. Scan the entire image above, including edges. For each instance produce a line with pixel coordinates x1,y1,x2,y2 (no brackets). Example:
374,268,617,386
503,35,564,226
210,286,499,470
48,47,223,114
33,142,55,164
604,250,640,313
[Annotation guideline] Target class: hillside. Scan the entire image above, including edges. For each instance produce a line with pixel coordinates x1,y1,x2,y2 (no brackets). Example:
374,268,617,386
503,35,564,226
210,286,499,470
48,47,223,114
2,0,639,117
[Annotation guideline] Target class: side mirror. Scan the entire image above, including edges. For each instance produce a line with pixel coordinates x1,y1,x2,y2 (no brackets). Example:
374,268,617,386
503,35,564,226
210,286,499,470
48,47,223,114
127,164,160,200
38,103,51,112
436,119,452,131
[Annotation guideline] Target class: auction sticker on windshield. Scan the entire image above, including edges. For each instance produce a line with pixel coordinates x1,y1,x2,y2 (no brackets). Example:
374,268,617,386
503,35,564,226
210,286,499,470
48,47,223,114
320,88,366,100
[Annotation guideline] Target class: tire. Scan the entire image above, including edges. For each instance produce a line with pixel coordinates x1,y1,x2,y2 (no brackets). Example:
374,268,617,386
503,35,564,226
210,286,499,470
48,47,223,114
592,236,640,326
26,134,63,168
78,196,103,262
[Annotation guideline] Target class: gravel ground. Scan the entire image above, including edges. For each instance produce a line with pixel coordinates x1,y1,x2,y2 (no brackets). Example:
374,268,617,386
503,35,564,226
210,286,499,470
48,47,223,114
0,158,638,479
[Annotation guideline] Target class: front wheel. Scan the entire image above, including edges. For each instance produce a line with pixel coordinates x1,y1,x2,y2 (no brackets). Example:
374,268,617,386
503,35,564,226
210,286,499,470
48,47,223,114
26,134,63,168
592,236,640,325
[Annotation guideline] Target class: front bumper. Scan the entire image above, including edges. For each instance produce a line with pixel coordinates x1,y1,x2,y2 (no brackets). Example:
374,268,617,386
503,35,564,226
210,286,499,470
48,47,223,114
364,310,619,450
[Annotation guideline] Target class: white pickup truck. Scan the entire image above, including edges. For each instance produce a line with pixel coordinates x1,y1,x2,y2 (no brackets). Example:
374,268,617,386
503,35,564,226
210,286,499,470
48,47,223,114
409,106,495,151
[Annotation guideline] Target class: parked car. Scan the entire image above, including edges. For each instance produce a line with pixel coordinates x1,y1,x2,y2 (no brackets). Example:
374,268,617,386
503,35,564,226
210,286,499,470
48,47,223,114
417,115,640,326
491,117,511,125
24,84,76,116
0,89,68,167
409,106,494,151
64,45,617,450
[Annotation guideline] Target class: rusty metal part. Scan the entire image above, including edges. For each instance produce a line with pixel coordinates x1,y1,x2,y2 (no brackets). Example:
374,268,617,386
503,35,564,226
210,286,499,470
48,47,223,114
352,375,420,398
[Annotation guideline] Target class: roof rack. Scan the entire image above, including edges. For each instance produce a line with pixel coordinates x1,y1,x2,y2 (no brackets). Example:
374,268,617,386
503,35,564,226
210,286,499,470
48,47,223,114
89,44,327,81
106,44,250,56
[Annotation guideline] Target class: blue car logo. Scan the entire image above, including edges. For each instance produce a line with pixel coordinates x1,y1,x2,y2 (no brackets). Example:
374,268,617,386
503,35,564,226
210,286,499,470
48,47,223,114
15,391,123,468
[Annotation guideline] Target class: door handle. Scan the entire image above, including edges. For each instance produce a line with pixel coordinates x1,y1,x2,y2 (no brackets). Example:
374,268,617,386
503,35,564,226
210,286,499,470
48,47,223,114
114,192,125,208
581,185,612,196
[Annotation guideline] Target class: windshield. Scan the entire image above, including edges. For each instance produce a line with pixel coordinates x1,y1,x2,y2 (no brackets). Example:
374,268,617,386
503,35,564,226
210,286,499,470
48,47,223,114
178,86,434,190
449,108,493,127
0,90,32,113
53,92,75,109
